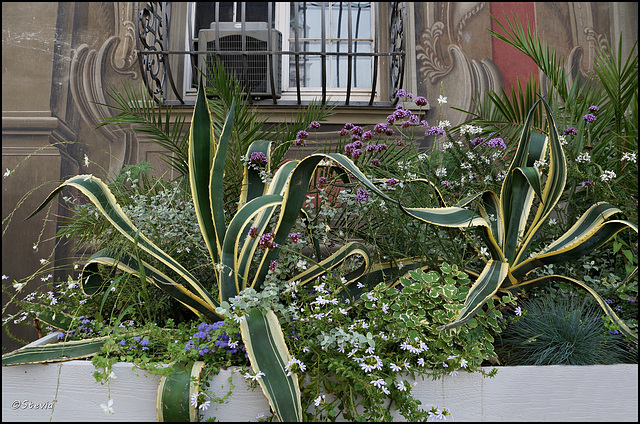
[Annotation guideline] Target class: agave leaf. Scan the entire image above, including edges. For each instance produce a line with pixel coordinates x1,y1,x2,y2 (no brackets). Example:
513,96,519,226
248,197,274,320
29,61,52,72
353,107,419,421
189,78,220,264
1,337,108,365
240,308,302,422
236,160,299,290
437,260,510,330
156,361,206,422
81,249,219,320
511,215,638,281
220,194,283,300
288,241,371,287
514,97,566,265
26,175,220,317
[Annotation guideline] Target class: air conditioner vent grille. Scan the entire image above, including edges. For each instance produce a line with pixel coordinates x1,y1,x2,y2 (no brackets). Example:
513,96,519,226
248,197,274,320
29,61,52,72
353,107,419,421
199,27,282,98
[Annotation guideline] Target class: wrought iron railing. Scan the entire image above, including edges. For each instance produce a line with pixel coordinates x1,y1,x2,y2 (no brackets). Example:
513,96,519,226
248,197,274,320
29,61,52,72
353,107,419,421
135,2,406,106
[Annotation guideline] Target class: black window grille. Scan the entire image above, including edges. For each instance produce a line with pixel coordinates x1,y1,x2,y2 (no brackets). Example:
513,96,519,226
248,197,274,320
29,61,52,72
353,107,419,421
135,2,405,106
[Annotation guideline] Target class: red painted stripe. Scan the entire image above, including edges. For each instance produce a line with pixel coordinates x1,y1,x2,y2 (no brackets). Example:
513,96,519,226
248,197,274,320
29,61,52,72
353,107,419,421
490,2,539,93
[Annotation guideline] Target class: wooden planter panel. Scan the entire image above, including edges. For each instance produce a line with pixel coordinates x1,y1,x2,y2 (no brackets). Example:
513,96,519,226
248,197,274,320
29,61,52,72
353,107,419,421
2,361,638,422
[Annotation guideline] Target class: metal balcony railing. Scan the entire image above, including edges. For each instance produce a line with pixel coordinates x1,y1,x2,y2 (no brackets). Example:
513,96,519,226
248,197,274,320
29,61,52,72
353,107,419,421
135,2,406,107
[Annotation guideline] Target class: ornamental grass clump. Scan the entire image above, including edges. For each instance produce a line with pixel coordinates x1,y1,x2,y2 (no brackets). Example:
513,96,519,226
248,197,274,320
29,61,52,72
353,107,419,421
496,293,636,365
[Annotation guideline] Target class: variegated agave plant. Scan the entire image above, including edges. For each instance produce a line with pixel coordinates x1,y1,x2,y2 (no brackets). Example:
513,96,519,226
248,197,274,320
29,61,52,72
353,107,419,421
2,81,409,422
400,97,638,343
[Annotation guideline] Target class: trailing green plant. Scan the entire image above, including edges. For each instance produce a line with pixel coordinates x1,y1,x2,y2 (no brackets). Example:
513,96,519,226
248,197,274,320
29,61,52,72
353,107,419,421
397,96,638,343
277,265,517,421
496,293,636,365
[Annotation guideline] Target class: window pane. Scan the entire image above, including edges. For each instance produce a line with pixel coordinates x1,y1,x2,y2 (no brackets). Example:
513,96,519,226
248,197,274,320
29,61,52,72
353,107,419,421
330,2,371,39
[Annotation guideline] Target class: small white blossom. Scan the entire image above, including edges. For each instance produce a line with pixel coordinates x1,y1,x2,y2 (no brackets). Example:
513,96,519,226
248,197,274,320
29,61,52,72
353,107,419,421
600,170,616,182
100,399,114,415
314,395,326,406
3,168,11,178
514,306,523,316
243,371,265,381
437,95,447,105
84,154,90,167
576,152,591,163
621,151,637,163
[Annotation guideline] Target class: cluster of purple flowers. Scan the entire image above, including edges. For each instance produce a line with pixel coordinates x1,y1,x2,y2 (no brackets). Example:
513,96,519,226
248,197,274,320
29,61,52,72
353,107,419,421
249,151,268,165
294,121,321,147
484,137,507,150
116,335,151,351
57,315,98,340
355,187,370,202
288,232,301,243
185,321,246,357
258,231,277,251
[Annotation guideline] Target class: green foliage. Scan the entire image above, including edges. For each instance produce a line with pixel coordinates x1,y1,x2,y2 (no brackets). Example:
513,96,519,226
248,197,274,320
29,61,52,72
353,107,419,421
496,293,636,365
397,96,638,344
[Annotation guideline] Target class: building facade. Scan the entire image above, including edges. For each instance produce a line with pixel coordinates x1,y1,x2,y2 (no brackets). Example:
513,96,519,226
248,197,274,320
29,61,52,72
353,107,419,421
2,2,637,351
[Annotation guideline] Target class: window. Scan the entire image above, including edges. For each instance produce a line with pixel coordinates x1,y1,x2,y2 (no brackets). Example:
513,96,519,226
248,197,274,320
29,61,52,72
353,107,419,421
135,2,405,106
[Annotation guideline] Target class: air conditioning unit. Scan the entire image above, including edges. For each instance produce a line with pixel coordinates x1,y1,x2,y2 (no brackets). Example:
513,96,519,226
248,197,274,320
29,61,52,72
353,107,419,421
198,22,282,98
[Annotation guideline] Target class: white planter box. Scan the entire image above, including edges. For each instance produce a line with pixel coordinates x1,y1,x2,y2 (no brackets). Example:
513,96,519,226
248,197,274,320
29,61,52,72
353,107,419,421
2,336,638,422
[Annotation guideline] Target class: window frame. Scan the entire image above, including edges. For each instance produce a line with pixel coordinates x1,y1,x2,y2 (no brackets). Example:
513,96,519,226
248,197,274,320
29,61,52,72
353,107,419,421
136,2,401,106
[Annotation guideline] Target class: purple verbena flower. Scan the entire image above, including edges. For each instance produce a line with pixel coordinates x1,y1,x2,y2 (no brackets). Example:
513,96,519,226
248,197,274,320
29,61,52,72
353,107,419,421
355,188,369,202
563,127,578,136
583,114,596,123
250,152,268,165
414,96,428,107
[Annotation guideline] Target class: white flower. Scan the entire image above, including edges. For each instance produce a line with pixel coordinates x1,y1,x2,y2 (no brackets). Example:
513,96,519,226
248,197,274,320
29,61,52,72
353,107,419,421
600,170,616,182
548,218,557,225
435,167,447,178
100,398,114,414
13,281,26,291
371,378,387,388
460,359,468,368
479,247,489,257
2,274,8,280
514,306,523,316
389,362,402,372
621,152,637,163
84,154,90,167
285,357,307,376
3,168,11,177
559,135,568,146
437,95,447,105
438,120,451,129
314,395,325,406
233,314,246,323
243,371,265,381
576,152,591,163
199,400,211,410
533,159,548,169
190,393,199,407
